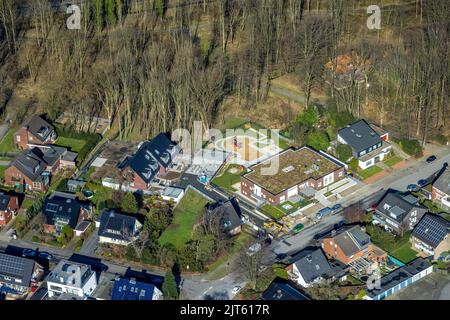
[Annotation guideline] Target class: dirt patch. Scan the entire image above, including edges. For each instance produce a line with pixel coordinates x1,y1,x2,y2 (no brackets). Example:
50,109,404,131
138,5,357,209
392,160,407,170
364,170,390,184
166,223,180,230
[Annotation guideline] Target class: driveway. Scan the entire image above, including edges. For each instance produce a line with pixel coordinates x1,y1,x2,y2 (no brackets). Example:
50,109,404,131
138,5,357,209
79,229,99,255
0,123,9,144
181,273,247,300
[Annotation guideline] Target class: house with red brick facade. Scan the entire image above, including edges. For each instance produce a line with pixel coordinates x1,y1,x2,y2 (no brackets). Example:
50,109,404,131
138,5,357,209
0,192,20,227
13,115,57,150
240,146,346,206
4,146,77,192
321,225,387,267
109,133,180,192
432,167,450,210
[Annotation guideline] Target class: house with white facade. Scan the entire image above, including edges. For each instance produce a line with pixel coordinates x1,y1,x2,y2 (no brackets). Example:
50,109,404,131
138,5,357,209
337,119,391,169
46,260,97,299
286,248,332,288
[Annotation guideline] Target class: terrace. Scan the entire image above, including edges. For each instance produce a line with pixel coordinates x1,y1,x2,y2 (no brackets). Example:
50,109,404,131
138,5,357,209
244,147,342,195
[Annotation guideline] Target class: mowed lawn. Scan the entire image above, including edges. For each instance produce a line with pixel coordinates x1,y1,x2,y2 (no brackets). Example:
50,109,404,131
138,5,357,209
358,165,383,180
390,240,418,264
212,164,246,191
55,136,87,153
384,156,403,167
158,190,210,250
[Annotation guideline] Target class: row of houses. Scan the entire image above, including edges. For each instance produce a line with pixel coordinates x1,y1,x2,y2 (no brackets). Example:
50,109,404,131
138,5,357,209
0,252,163,300
3,115,77,192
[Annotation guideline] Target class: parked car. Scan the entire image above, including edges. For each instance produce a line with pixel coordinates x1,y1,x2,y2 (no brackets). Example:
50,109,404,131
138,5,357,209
232,286,242,295
331,204,343,213
316,207,333,220
293,223,304,234
38,252,53,260
407,184,419,192
246,243,262,256
426,155,437,163
22,249,37,258
417,179,428,187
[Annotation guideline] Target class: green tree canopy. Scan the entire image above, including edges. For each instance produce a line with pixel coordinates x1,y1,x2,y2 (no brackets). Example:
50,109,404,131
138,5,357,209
297,105,320,127
121,192,139,213
306,130,330,151
336,144,353,162
162,268,179,300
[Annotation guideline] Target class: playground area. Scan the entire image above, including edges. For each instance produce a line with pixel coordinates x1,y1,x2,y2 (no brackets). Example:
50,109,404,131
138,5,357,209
209,128,283,166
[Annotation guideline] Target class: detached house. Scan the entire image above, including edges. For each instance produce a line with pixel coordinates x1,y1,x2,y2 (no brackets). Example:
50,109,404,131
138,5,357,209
116,133,180,191
411,214,450,261
46,260,97,299
0,253,44,298
97,209,142,246
0,192,20,227
373,191,428,235
111,277,163,300
432,167,450,210
4,146,77,192
43,192,91,235
286,248,332,288
337,119,391,169
321,225,387,267
205,198,244,236
14,115,57,150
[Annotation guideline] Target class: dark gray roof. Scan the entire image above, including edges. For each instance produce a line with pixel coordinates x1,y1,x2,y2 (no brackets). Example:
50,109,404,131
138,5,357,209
0,253,36,288
330,225,370,258
11,148,47,181
338,119,381,153
412,214,450,248
0,193,13,211
25,115,54,142
206,198,243,232
261,279,310,300
43,192,81,229
34,146,69,166
366,258,432,298
377,192,424,223
98,209,139,241
126,133,178,184
291,248,332,283
111,278,158,300
433,168,450,196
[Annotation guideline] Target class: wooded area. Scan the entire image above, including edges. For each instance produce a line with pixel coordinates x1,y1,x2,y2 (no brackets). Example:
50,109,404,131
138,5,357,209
0,0,448,143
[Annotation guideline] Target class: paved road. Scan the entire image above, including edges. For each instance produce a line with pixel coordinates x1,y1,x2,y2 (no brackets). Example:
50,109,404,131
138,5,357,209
181,274,247,300
271,146,450,256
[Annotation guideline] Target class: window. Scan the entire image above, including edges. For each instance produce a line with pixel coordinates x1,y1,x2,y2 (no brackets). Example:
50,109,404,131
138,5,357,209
338,171,343,177
16,135,21,142
360,150,366,156
32,182,41,189
366,161,371,166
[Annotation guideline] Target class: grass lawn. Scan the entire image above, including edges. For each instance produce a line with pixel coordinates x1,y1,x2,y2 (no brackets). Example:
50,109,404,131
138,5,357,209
0,165,7,179
276,200,311,215
260,204,285,220
358,165,383,180
211,164,246,191
158,189,210,250
390,241,418,264
55,136,87,153
384,156,403,167
0,128,18,153
21,197,36,210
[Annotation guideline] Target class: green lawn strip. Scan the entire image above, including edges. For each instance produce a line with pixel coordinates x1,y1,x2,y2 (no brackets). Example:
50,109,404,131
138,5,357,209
367,226,416,263
260,204,285,220
158,190,210,250
384,156,403,167
55,136,87,153
0,128,18,153
211,164,246,191
0,165,7,179
358,165,383,180
276,200,311,215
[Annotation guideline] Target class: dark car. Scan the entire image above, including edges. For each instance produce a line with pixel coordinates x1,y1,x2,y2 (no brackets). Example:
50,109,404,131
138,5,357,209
407,184,419,192
38,252,53,260
443,162,448,168
22,249,37,258
426,155,437,163
417,179,428,187
331,204,343,213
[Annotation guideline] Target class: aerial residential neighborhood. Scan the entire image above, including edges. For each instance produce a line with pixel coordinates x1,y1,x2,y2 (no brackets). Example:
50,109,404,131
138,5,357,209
0,0,448,309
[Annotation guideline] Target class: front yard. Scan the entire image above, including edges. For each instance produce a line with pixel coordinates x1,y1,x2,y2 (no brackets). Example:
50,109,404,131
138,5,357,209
357,165,383,180
260,204,285,220
384,155,403,167
158,189,210,250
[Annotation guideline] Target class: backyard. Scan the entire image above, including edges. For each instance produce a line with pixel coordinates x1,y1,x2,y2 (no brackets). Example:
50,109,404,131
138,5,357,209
55,136,87,153
211,164,246,191
158,189,210,250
